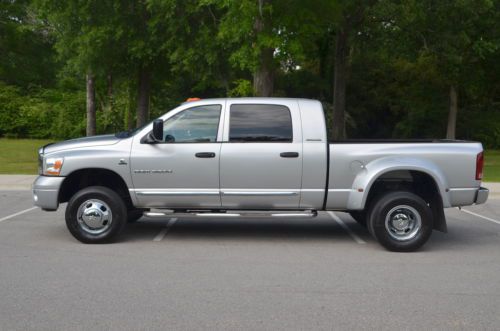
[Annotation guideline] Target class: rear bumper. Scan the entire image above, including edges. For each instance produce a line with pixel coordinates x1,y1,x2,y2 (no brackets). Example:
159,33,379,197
475,187,489,205
32,176,65,211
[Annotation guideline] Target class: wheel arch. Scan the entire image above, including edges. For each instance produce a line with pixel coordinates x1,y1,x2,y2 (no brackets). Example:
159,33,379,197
59,168,134,209
347,157,449,232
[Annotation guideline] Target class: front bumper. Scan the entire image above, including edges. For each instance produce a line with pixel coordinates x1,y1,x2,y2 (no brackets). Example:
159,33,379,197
32,176,65,211
475,187,489,205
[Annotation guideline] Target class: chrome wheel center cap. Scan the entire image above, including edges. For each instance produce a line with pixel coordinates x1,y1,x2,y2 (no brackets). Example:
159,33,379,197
385,205,422,242
77,199,112,234
82,208,104,228
392,213,409,231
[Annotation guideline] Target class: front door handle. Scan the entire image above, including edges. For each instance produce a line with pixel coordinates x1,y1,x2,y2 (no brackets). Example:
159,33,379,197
195,152,216,158
280,152,299,158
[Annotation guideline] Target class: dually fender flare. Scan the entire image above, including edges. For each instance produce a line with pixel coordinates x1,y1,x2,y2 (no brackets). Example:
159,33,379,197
346,156,451,210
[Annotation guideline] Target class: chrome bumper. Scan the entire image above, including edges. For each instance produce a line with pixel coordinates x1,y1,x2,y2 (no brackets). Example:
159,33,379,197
32,176,65,211
475,187,489,205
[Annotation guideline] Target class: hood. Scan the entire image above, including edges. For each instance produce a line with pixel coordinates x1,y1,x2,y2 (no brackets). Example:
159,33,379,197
43,134,121,154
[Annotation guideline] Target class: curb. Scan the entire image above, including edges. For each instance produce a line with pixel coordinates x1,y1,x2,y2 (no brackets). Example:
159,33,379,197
0,175,37,190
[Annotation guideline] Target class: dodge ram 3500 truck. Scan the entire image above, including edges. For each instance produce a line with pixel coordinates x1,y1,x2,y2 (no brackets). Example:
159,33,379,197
33,98,489,251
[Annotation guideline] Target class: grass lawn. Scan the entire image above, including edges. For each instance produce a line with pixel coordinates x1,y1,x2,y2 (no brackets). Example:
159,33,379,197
0,139,499,182
484,150,500,182
0,139,52,174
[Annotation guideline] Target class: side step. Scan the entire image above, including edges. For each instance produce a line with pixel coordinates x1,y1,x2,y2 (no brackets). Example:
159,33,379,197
143,210,318,218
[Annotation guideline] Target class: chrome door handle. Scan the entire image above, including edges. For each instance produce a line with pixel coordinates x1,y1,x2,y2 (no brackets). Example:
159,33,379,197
280,152,299,158
195,152,216,158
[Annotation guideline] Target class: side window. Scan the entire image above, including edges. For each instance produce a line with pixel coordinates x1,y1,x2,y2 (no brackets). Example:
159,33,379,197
163,105,221,143
229,104,293,142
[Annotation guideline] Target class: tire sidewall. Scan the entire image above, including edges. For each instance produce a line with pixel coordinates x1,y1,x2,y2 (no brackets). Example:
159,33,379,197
369,192,433,252
65,186,127,243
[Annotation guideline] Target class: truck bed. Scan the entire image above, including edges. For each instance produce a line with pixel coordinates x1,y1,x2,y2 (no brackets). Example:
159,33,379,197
325,141,483,210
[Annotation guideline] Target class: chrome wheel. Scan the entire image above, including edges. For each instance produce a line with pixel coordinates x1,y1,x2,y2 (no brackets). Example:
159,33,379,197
384,205,422,241
76,199,113,235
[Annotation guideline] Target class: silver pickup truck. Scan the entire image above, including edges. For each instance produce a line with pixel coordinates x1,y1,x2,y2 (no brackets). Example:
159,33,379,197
33,98,489,251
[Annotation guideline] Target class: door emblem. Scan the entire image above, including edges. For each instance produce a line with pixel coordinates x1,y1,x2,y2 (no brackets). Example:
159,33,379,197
134,169,173,174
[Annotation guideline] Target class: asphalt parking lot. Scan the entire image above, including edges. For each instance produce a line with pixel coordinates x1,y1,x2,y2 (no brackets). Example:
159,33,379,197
1,190,499,330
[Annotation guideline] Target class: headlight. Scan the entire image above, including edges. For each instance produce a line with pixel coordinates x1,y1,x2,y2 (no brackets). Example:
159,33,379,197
38,151,43,175
44,158,64,176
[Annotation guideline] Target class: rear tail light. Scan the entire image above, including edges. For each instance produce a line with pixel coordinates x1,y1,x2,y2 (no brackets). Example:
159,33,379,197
476,152,484,180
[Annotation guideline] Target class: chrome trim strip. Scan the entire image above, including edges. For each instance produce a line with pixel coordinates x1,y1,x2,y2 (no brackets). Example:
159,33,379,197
448,188,479,192
133,189,302,197
221,191,299,196
328,189,354,192
135,191,220,196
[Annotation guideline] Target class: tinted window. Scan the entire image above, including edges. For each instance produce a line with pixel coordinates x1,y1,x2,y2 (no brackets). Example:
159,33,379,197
163,105,221,143
229,104,293,142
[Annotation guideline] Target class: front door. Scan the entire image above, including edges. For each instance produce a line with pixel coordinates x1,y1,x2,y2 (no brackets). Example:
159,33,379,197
131,104,223,208
219,101,303,209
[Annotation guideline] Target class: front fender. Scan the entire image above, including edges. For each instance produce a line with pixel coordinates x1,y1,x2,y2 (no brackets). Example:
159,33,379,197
347,156,450,210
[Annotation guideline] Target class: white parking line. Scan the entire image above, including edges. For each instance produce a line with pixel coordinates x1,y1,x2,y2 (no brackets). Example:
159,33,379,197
0,206,38,223
153,217,178,241
460,208,500,226
327,211,366,244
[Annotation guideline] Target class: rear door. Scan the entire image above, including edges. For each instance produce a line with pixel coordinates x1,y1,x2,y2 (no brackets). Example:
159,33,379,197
219,100,303,209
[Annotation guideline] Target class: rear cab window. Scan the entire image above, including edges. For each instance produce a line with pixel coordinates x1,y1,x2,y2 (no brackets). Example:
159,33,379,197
229,104,293,142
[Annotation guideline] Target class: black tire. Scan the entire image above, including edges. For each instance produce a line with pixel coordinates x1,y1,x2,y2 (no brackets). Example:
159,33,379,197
65,186,127,243
349,211,367,226
127,208,145,223
367,191,433,252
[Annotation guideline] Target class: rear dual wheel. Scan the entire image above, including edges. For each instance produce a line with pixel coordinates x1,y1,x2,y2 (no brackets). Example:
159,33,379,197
367,191,433,252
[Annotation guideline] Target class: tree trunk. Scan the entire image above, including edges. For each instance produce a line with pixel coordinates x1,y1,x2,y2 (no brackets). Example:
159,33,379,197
136,67,151,128
253,47,274,97
252,0,274,97
332,27,349,140
446,85,458,139
126,82,135,130
106,73,113,112
86,73,96,136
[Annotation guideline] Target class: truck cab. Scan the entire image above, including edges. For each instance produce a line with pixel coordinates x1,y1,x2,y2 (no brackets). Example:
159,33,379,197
129,98,322,210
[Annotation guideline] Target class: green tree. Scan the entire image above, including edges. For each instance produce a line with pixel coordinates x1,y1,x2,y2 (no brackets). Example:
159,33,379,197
0,0,56,87
329,1,376,140
372,0,499,139
34,0,128,135
212,0,315,96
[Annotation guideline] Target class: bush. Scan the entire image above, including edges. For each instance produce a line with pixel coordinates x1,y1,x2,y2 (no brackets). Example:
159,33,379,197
0,82,86,140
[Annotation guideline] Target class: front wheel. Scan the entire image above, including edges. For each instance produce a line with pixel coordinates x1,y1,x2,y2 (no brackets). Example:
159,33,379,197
367,191,433,252
65,186,127,243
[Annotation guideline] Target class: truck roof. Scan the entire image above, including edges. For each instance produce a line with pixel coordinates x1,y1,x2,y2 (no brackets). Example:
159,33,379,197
183,97,319,104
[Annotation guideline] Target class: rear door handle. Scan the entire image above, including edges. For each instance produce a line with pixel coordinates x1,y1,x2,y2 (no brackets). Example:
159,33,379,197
195,152,216,158
280,152,299,158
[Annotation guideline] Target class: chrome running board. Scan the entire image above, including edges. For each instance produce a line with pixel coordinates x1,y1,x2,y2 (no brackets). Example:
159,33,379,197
143,210,318,218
